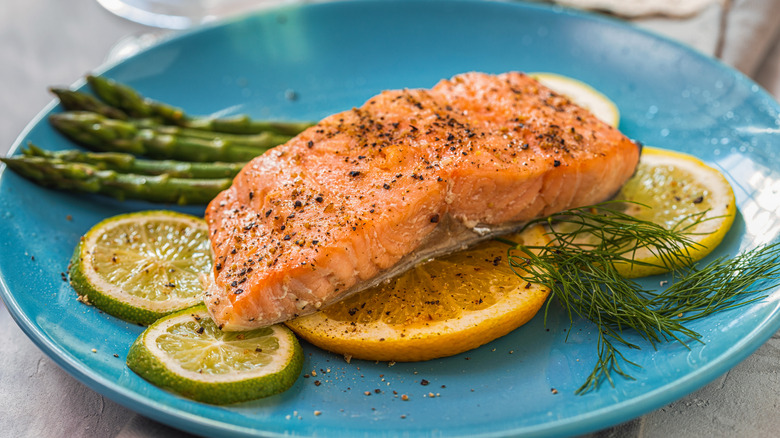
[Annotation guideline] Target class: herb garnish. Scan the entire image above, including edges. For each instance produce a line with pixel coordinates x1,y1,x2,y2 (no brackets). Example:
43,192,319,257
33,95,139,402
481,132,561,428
500,203,780,394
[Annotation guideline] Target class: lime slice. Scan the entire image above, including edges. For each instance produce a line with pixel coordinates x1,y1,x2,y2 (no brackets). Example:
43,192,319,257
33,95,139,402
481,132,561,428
127,305,303,405
530,72,620,128
612,147,736,277
69,210,211,325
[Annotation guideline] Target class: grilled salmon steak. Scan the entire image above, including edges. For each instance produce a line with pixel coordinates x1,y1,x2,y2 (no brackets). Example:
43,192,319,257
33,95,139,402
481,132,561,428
204,72,640,330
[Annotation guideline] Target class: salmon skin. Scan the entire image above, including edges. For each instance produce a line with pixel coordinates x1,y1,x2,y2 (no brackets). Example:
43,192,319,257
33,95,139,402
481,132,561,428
204,72,640,330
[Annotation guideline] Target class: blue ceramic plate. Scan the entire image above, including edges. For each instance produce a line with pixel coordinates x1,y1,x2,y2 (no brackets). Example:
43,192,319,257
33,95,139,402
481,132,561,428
2,1,779,436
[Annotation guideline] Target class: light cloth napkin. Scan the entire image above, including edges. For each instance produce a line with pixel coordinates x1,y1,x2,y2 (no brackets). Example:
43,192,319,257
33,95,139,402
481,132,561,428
553,0,720,18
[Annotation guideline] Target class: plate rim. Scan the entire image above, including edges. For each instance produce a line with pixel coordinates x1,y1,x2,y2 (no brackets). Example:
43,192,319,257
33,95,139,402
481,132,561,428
2,0,780,437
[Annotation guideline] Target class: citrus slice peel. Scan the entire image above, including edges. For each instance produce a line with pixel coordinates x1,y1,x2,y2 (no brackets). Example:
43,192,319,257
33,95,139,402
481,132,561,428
127,305,303,405
69,210,211,325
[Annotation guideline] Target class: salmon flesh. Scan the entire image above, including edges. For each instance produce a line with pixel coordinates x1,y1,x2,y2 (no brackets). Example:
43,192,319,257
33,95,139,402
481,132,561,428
204,72,640,330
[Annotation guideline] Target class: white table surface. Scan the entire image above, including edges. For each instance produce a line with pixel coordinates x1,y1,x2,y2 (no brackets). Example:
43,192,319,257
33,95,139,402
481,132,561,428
2,1,780,437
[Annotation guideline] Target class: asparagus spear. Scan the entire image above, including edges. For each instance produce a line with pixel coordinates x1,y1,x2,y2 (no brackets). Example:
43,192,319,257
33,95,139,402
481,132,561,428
50,87,309,138
51,111,293,149
149,123,293,149
49,87,129,120
49,112,289,162
182,114,316,136
23,143,245,179
86,75,316,136
1,155,230,205
85,75,185,122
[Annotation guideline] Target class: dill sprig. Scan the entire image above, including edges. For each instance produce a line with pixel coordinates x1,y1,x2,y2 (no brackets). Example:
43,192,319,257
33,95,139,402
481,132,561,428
505,203,780,394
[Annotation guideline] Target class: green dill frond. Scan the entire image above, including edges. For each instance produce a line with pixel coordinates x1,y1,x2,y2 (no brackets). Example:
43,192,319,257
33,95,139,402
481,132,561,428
502,203,780,394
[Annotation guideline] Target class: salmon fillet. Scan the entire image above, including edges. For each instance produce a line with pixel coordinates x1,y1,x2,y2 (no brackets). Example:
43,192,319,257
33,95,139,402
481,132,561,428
204,72,640,330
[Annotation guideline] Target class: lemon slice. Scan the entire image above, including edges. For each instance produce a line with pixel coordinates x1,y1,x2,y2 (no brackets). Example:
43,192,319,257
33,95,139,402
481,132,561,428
285,225,551,362
126,305,303,405
69,210,211,325
530,72,620,128
610,147,736,278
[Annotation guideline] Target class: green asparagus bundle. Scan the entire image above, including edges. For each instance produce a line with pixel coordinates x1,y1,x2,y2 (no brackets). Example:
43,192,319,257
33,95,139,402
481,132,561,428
3,74,317,204
1,153,231,205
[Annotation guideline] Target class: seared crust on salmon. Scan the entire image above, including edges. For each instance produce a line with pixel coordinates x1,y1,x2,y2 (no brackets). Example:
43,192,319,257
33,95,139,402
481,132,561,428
205,72,640,330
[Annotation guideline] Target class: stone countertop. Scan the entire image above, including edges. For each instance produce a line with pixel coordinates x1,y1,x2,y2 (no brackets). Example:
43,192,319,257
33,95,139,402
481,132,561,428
1,1,779,437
